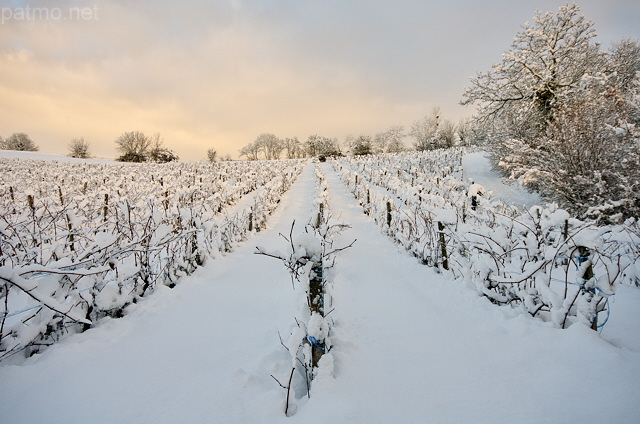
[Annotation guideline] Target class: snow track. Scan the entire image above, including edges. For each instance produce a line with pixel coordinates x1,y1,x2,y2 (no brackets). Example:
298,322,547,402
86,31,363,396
0,162,638,424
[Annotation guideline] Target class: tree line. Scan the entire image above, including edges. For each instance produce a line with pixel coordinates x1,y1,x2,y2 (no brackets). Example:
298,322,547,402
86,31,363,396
238,110,480,161
0,131,182,163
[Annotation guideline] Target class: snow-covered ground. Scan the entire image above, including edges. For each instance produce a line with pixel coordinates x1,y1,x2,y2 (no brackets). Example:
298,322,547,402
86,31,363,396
0,149,117,164
0,155,638,423
462,150,543,208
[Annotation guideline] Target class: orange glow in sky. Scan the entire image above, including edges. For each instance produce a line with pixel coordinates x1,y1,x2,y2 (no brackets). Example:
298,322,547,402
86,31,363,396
1,0,638,160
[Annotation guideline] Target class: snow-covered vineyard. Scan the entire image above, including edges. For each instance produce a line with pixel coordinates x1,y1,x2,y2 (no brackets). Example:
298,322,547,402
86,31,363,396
1,151,639,423
0,157,305,359
336,149,639,329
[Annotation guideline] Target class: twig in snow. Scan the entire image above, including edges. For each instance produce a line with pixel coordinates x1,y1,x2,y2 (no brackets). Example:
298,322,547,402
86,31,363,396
285,367,295,416
323,238,357,258
271,374,288,389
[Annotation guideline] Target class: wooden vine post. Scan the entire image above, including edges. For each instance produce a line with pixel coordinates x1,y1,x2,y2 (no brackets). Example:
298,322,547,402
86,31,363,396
578,246,597,330
315,203,324,229
438,221,449,270
309,197,325,368
308,262,325,367
103,193,109,222
471,195,478,211
66,213,75,252
561,219,569,265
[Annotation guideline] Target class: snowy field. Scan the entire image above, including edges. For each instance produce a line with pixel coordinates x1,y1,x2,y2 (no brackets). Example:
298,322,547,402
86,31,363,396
0,151,639,423
0,149,118,164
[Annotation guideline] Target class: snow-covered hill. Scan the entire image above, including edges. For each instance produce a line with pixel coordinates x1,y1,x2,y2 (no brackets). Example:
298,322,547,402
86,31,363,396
0,149,117,164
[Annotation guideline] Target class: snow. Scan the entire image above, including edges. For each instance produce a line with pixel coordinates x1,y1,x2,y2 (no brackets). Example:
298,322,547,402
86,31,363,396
0,149,117,164
0,154,639,423
462,150,543,208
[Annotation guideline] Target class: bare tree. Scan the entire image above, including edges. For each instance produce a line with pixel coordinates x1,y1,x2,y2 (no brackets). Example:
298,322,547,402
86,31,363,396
384,125,406,153
207,148,218,162
282,137,303,159
68,138,91,158
147,133,178,163
239,141,260,160
410,108,440,151
115,131,151,162
373,127,404,154
255,133,284,160
437,120,457,148
305,135,340,157
305,134,323,157
372,131,387,154
343,134,356,155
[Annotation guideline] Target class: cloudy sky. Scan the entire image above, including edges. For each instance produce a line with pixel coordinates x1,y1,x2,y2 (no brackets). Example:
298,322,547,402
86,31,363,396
1,0,639,160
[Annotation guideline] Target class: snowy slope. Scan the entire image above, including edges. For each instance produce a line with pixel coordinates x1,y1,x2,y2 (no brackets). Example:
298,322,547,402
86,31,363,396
0,149,117,163
0,161,639,423
462,150,543,208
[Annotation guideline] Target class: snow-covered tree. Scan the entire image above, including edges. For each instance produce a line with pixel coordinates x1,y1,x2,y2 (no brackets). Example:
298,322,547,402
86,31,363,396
239,141,260,160
437,120,457,149
462,4,640,221
372,131,387,154
385,125,406,153
410,108,440,151
283,137,303,159
461,3,601,144
605,38,640,92
456,118,472,147
207,148,218,162
374,125,406,153
305,135,340,157
352,134,373,156
255,133,283,160
1,133,39,151
499,73,640,222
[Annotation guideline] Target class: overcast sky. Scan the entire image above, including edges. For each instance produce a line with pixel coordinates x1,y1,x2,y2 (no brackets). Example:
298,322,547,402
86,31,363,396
1,0,639,160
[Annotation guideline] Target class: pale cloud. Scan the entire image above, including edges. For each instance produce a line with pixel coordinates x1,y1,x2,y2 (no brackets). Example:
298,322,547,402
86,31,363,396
0,0,638,160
